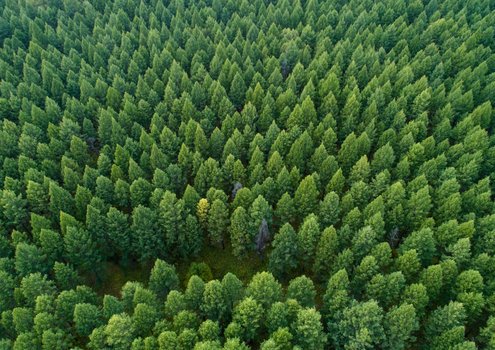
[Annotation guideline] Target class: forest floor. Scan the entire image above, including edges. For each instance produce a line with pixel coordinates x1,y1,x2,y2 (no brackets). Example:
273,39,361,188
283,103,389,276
91,245,267,296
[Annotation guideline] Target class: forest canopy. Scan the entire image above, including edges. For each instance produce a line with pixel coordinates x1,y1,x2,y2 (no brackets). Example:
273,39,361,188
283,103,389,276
0,0,495,349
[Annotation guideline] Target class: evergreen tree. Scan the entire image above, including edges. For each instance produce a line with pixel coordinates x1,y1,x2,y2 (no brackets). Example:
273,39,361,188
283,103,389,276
298,214,321,266
64,226,100,272
294,308,326,350
230,207,251,258
269,223,300,280
207,199,229,248
294,175,319,220
130,206,163,262
149,259,179,300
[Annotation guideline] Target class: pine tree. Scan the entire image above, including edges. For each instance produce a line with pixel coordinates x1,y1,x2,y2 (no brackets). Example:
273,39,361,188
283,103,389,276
207,199,229,248
298,214,320,266
149,259,179,300
268,223,300,280
64,226,100,272
294,175,319,220
159,191,185,252
294,308,326,350
230,73,247,110
313,226,339,280
130,206,164,262
230,206,251,258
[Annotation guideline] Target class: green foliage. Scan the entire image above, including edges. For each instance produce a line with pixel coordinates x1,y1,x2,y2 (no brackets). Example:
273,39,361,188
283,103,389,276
246,272,282,310
74,303,103,337
0,0,494,348
294,308,326,350
148,259,179,300
287,276,316,308
232,297,263,342
294,175,319,220
229,207,250,258
105,314,135,350
207,199,229,248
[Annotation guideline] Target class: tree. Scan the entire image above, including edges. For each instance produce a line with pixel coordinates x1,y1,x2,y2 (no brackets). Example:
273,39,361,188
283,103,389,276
105,314,136,350
20,273,56,307
294,308,326,350
159,191,185,252
319,192,340,227
207,199,229,248
41,329,72,350
49,182,75,217
371,143,395,175
261,327,293,350
130,206,163,262
198,320,221,342
13,332,39,350
322,271,350,329
222,273,244,313
197,198,209,230
230,73,246,110
335,300,385,350
401,283,429,319
74,303,103,337
15,242,46,276
64,226,100,272
114,180,130,208
26,181,48,215
201,280,227,322
313,226,339,280
88,326,108,350
383,303,419,350
425,302,466,339
275,192,293,225
39,229,63,267
298,214,320,266
246,272,282,309
396,249,422,281
287,132,314,173
268,223,300,280
133,303,159,336
130,178,152,207
183,214,202,257
294,175,319,219
351,226,378,261
148,259,179,300
106,207,131,261
399,227,436,266
230,206,251,258
479,316,495,349
54,262,80,291
287,276,316,308
185,275,205,312
420,264,444,302
406,186,432,231
0,270,15,313
249,195,272,252
1,190,28,230
86,205,107,258
223,338,250,350
232,297,263,342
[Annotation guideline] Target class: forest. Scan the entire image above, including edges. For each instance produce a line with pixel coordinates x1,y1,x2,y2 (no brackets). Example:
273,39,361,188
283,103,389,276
0,0,495,348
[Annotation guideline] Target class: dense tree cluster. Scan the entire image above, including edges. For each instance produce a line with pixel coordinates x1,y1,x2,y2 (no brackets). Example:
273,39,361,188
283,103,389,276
0,0,495,348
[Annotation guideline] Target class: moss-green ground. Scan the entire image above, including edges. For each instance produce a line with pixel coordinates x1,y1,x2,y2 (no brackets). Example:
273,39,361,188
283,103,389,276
92,244,267,297
177,244,268,285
